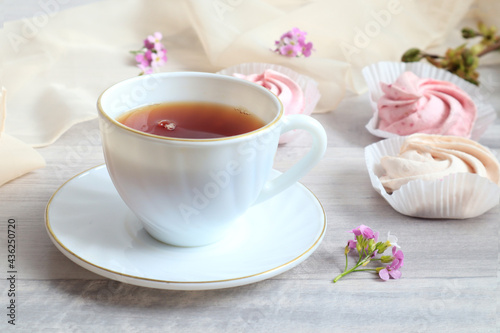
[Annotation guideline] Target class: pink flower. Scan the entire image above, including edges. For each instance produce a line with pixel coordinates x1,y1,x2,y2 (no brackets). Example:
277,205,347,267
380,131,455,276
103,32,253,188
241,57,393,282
145,32,163,50
279,31,294,41
135,53,149,67
347,239,357,249
301,42,314,57
144,39,154,50
392,246,404,268
137,63,153,75
279,44,301,57
273,27,314,58
148,32,163,43
378,263,402,281
378,247,404,281
151,50,167,67
291,27,307,39
350,225,378,240
154,43,167,53
132,32,167,75
281,28,307,43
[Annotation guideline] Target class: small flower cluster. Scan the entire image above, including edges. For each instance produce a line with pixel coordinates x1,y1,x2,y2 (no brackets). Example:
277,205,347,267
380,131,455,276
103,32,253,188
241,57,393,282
273,27,314,58
333,225,404,283
131,32,167,75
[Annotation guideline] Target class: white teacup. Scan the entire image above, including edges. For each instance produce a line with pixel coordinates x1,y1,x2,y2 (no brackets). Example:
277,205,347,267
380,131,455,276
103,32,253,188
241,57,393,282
97,72,327,247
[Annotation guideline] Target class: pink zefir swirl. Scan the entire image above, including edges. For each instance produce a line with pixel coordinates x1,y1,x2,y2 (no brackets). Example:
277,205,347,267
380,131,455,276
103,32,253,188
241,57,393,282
233,69,304,116
377,71,477,137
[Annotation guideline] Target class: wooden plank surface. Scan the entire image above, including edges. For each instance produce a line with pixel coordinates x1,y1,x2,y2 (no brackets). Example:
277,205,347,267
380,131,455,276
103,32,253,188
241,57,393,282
0,87,498,332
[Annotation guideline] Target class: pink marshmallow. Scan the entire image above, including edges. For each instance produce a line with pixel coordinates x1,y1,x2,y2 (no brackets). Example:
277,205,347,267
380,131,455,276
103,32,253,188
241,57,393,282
377,72,477,137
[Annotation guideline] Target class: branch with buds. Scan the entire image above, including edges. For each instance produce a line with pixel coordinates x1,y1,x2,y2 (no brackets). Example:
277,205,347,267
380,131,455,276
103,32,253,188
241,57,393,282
401,22,500,85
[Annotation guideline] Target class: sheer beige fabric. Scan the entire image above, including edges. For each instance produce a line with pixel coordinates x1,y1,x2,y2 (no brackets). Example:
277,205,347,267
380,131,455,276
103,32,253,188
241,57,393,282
0,88,45,186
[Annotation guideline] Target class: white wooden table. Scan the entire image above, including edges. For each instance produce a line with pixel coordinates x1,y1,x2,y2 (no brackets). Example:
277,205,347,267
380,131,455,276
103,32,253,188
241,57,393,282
1,3,499,332
1,83,498,332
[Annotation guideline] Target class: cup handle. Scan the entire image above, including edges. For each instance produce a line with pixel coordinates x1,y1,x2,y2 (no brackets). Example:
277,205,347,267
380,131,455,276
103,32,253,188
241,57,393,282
254,114,327,204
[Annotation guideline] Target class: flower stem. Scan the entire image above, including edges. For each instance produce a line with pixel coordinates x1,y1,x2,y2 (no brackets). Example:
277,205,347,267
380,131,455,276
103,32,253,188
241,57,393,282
353,268,377,272
422,52,444,59
477,39,500,57
129,49,145,55
333,256,371,283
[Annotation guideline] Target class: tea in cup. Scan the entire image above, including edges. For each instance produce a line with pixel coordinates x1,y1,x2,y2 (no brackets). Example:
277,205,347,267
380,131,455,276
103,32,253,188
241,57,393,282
97,72,327,247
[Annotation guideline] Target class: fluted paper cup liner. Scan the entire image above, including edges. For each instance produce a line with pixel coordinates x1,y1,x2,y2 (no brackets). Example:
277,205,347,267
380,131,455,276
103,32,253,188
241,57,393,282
217,63,321,144
362,61,496,141
365,136,500,219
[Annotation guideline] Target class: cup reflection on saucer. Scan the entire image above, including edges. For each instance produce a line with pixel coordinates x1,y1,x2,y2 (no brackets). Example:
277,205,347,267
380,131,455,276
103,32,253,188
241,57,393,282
97,72,327,247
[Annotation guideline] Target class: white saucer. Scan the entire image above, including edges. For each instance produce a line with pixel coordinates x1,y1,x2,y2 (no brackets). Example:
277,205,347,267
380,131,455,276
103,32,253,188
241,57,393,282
45,165,326,290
